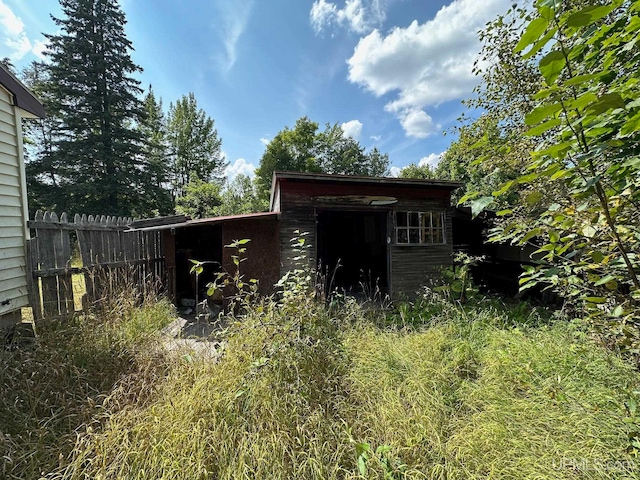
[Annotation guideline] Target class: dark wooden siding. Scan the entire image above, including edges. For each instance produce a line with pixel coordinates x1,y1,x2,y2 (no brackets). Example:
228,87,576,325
390,196,453,296
279,192,318,277
223,218,280,295
278,180,455,297
390,244,452,296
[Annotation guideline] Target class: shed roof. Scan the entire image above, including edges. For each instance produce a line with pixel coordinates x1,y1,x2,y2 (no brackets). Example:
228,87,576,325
131,211,280,232
0,64,45,118
270,171,464,211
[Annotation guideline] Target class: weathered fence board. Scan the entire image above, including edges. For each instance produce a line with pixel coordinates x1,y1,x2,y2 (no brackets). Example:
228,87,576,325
27,210,165,321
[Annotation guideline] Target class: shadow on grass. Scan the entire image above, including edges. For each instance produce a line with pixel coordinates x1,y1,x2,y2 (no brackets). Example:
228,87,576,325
0,300,173,480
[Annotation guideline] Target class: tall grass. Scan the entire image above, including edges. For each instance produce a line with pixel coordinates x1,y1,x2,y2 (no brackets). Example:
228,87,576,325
0,293,175,480
32,292,640,480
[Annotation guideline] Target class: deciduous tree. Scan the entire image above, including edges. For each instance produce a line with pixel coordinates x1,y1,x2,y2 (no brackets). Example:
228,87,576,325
166,93,225,197
255,116,390,200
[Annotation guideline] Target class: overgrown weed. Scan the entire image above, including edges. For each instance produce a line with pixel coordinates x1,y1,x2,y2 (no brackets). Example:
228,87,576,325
0,292,174,480
46,287,640,479
3,264,639,479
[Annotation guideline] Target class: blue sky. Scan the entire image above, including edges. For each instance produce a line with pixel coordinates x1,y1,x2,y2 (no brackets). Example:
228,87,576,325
0,0,513,179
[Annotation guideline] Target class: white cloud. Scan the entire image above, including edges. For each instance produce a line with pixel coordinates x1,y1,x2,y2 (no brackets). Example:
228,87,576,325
30,38,48,60
370,134,381,142
347,0,510,136
0,1,23,36
214,1,254,72
311,0,387,34
398,108,437,138
224,158,256,182
0,0,45,61
341,119,363,140
259,137,270,146
389,166,401,177
419,152,443,168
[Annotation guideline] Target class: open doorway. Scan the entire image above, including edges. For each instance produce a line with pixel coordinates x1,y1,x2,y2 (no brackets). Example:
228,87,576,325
174,225,223,303
316,210,388,296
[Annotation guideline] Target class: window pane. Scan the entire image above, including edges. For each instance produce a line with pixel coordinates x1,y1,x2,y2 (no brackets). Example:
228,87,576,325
409,212,419,227
397,229,408,244
396,212,407,227
421,212,432,229
409,228,420,244
433,228,442,243
433,213,442,229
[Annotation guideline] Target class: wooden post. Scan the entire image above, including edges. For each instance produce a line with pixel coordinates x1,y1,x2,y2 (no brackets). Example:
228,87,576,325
57,212,74,315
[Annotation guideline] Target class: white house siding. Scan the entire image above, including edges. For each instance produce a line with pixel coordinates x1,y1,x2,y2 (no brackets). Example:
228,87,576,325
0,85,29,316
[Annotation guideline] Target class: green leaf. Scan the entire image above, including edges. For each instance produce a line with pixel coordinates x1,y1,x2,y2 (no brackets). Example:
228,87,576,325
517,172,540,184
533,141,574,159
539,50,566,85
587,93,625,115
458,191,480,205
497,209,513,216
594,274,616,286
563,73,603,87
565,92,597,111
237,239,251,245
611,305,624,317
539,0,561,9
493,180,515,197
522,27,558,60
565,5,615,28
621,111,640,136
525,118,562,136
357,456,367,476
522,228,542,243
582,296,607,304
515,16,549,53
471,196,493,217
525,102,562,126
526,191,544,205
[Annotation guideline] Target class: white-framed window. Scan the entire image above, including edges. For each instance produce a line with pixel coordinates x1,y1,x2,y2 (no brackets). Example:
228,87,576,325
395,211,445,245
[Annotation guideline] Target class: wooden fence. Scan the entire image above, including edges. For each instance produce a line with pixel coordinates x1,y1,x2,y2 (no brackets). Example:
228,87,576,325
27,211,165,321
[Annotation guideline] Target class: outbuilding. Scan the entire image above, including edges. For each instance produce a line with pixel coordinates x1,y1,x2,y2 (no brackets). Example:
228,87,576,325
143,172,462,305
271,172,462,297
0,64,45,329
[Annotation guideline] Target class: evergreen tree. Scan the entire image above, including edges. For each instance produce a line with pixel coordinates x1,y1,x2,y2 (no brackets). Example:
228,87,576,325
166,93,226,197
42,0,148,216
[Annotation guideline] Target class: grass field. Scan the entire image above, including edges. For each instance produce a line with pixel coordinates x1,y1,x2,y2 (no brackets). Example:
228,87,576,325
2,291,639,479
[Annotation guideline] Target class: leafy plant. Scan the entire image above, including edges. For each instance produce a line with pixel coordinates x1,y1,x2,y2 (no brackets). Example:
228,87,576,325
207,239,258,312
466,0,640,360
435,252,484,303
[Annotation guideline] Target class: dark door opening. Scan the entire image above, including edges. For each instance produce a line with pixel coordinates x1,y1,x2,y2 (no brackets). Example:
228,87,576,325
174,225,222,302
316,210,388,296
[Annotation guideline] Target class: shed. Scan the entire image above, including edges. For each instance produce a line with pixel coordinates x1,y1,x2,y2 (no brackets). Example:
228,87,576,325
134,212,281,306
0,65,45,327
271,172,462,297
139,172,461,306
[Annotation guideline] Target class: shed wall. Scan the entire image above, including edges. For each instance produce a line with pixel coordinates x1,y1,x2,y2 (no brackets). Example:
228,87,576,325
222,218,280,295
0,86,29,316
278,180,454,297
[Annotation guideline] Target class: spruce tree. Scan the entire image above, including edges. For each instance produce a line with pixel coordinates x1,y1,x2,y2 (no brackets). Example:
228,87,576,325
43,0,147,216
